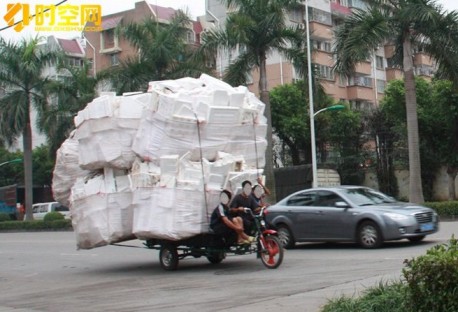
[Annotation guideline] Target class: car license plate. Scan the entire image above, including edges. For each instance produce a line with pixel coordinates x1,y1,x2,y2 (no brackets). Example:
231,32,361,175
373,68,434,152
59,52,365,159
420,223,434,232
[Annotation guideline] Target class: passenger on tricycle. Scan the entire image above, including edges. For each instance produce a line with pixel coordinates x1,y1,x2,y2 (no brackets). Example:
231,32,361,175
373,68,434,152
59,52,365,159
210,190,255,245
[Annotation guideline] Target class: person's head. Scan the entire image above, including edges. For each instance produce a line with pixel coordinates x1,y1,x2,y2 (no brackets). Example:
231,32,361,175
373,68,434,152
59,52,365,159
241,180,252,196
252,185,263,199
220,190,232,205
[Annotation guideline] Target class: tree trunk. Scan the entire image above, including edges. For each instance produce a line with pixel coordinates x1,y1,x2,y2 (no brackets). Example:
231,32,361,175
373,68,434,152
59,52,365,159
447,166,457,200
23,98,34,221
403,35,424,203
259,52,277,203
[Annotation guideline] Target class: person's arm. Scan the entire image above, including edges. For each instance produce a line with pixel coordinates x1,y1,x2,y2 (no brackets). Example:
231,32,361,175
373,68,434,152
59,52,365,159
229,195,244,214
257,177,271,195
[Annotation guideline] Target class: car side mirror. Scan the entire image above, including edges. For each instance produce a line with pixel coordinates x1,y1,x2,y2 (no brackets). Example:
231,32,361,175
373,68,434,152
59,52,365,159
335,201,349,208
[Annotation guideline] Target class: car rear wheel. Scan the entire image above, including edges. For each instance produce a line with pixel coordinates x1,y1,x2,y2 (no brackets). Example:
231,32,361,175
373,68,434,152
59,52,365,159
357,221,382,249
277,225,295,249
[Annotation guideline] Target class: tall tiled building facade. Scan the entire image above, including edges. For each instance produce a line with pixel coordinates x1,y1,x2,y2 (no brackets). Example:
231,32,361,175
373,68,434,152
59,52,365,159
82,1,205,77
205,0,436,110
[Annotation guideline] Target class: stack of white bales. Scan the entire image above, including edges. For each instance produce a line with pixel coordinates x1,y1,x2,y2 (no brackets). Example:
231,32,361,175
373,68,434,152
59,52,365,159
52,74,267,249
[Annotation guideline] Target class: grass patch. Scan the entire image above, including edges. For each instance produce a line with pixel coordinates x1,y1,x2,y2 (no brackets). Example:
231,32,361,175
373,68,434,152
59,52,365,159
322,281,409,312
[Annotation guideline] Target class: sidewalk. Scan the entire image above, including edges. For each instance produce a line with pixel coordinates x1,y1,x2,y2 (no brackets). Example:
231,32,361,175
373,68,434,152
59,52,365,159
222,273,400,312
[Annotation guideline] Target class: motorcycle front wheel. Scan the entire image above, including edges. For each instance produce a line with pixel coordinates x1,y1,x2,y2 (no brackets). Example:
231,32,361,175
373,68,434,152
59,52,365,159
259,235,283,269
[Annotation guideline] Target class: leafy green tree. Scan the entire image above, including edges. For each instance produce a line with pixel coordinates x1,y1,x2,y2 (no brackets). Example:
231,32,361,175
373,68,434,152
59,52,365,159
32,145,54,187
270,80,334,166
326,108,365,185
200,0,304,201
366,108,399,197
424,80,458,200
381,77,439,201
333,0,458,203
0,37,58,220
0,148,23,186
105,10,210,94
41,60,98,158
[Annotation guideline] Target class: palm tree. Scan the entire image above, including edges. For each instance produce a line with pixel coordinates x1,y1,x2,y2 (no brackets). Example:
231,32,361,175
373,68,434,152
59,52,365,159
0,37,58,220
41,60,98,157
104,10,211,94
199,0,303,202
333,0,458,203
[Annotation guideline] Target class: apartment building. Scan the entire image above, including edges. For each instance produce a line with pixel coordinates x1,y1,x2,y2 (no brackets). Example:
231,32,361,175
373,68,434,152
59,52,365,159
82,1,205,77
205,0,436,110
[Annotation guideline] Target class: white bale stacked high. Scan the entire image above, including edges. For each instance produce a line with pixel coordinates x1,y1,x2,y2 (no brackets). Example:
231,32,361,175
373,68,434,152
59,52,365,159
52,74,267,249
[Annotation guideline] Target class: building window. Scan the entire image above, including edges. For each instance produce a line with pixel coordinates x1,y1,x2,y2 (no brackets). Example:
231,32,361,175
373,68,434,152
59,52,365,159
66,57,83,67
375,56,384,69
317,65,334,80
186,30,195,44
288,7,303,23
348,76,372,87
110,53,119,66
309,7,332,26
313,40,332,52
350,100,373,111
102,29,115,49
376,79,386,93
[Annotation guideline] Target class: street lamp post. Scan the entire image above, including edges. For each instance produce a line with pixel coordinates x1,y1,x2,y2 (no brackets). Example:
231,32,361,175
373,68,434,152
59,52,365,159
0,158,22,168
309,105,345,188
305,0,318,188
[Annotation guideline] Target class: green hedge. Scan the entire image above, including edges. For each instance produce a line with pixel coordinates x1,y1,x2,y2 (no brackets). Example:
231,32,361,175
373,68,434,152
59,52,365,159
0,219,72,231
424,201,458,219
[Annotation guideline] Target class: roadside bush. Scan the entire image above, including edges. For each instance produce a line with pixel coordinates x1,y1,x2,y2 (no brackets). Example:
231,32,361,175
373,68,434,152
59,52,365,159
322,281,408,312
0,219,72,231
402,236,458,312
424,201,458,219
0,213,11,222
43,211,65,222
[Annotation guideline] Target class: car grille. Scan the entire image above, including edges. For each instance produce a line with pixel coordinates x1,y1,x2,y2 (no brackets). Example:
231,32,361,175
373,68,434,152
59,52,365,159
415,211,433,223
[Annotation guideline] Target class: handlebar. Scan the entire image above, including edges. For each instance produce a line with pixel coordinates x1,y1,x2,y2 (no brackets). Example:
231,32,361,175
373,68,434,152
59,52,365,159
243,206,266,217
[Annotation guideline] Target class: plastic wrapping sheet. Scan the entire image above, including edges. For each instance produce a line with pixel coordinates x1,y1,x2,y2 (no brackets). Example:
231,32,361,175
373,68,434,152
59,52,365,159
132,188,210,240
52,133,91,207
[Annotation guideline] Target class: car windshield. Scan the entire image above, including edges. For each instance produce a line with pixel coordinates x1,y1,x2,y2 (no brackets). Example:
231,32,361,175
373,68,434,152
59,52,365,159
341,188,396,206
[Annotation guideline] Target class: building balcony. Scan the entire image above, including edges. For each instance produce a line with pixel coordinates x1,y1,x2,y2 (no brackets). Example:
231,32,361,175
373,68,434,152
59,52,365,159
309,22,333,40
413,53,434,67
331,2,351,18
346,85,374,101
386,67,403,81
355,61,372,75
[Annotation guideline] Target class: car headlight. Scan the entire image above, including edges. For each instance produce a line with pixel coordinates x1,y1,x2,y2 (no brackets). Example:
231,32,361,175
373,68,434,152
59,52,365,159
384,212,409,221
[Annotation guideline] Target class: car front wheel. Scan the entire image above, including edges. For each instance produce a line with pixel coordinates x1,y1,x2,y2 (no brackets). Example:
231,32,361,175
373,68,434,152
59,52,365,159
357,221,382,249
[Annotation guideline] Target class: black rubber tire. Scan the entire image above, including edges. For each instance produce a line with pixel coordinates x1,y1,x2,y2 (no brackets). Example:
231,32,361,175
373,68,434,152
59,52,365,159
408,235,425,243
207,251,225,264
277,225,295,249
260,235,284,269
159,245,178,271
357,221,383,249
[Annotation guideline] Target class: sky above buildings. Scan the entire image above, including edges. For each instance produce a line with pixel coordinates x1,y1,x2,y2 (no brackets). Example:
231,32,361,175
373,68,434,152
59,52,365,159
0,0,457,42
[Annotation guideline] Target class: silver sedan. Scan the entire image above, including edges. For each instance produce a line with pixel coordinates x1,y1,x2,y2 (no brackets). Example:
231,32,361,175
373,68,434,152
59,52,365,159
266,186,439,249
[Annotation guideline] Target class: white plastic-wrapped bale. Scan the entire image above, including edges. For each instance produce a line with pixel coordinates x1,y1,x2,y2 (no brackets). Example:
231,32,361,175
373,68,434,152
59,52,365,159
52,130,90,207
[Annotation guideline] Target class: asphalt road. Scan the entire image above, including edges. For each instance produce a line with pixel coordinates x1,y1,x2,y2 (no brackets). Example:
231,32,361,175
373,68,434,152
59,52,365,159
0,222,456,312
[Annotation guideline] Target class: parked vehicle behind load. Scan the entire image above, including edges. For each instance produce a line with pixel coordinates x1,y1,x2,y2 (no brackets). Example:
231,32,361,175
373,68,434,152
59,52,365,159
32,202,70,220
266,186,439,249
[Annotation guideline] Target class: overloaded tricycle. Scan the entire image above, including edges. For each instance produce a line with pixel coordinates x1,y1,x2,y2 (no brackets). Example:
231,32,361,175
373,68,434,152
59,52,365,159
144,207,284,270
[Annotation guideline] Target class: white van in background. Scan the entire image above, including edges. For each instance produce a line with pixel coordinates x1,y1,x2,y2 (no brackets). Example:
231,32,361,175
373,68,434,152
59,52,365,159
32,202,71,220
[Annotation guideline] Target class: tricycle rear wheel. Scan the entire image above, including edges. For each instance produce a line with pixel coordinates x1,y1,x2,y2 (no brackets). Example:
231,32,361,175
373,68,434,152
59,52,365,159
159,245,178,271
207,251,226,264
260,235,283,269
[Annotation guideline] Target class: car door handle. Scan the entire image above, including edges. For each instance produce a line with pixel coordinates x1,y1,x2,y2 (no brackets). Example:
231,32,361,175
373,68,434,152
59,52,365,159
315,211,324,215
